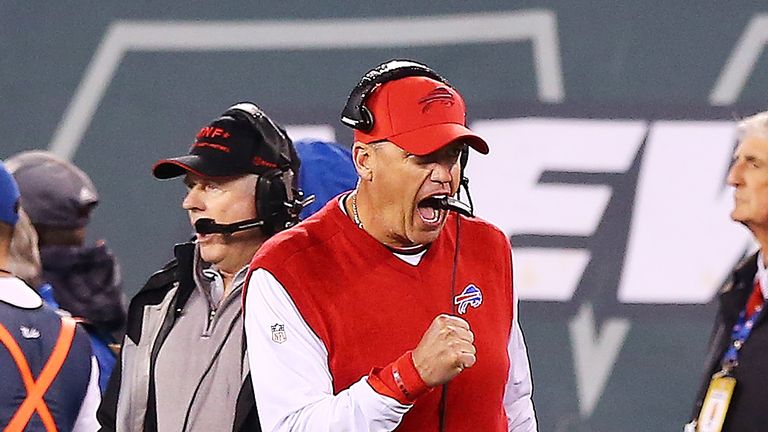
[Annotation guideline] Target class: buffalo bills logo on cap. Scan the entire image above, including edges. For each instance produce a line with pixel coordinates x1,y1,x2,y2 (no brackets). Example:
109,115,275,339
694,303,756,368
454,284,483,314
418,86,455,113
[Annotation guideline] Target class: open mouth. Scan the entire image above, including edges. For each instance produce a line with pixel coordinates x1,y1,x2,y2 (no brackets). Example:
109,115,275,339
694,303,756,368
417,195,448,225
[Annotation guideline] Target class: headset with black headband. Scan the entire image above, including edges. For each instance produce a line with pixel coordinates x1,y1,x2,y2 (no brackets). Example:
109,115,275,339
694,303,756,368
341,59,474,217
194,102,315,237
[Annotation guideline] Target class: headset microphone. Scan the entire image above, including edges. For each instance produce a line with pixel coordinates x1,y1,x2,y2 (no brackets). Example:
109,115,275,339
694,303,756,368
194,218,265,235
433,196,473,218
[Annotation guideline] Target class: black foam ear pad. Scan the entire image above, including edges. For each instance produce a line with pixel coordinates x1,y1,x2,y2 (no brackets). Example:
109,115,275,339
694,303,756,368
256,169,290,237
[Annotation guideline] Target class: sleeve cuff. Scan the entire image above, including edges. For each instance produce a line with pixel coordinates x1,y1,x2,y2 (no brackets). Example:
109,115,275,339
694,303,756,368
367,351,431,404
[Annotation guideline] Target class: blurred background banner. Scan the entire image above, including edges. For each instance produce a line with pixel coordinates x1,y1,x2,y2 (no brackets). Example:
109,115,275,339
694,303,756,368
3,2,768,430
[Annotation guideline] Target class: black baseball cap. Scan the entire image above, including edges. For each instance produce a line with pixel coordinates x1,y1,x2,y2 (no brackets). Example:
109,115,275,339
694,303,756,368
153,102,297,179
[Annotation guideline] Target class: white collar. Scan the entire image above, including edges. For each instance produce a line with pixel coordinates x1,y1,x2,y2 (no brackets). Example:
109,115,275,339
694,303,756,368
0,276,44,309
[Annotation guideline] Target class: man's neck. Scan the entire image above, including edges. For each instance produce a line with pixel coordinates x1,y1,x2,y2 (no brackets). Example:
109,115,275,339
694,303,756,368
216,264,244,298
347,189,422,250
216,238,263,294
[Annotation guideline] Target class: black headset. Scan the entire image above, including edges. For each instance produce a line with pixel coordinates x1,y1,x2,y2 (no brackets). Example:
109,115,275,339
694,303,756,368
224,102,312,237
340,59,473,213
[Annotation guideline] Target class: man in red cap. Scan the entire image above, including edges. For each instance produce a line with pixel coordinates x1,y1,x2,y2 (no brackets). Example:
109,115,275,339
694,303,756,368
244,60,537,431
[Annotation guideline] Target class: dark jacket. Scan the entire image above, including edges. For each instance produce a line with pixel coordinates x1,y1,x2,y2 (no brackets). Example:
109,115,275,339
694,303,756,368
96,242,259,432
40,243,126,334
691,253,768,431
40,243,126,393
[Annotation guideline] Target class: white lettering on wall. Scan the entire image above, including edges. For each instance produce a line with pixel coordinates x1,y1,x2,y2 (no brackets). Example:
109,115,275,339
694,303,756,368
469,118,646,301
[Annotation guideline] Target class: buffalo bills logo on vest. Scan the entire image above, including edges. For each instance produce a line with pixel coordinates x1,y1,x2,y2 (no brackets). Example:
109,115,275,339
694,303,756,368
454,284,483,314
271,323,286,344
418,87,455,113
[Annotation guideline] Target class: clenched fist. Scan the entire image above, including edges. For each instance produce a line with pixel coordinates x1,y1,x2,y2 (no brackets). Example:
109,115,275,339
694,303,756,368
412,314,476,387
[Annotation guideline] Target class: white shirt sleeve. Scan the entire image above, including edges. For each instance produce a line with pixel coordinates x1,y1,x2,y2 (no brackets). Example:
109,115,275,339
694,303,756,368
245,268,411,432
503,288,538,432
72,355,101,432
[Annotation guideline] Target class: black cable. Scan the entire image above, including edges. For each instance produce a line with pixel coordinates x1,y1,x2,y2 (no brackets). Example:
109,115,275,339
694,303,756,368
440,213,462,432
181,309,243,432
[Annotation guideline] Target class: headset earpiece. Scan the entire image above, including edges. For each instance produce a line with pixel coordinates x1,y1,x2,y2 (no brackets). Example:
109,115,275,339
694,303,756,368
341,59,452,132
256,169,290,237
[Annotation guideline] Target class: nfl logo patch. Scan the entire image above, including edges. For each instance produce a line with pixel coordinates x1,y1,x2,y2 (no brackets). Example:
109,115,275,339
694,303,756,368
454,284,483,314
271,323,286,344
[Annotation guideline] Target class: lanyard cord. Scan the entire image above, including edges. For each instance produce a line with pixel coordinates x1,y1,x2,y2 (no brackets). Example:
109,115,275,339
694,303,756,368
439,214,462,432
720,305,764,373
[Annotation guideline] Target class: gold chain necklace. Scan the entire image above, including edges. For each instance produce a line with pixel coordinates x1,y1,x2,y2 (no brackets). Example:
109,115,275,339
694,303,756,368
351,192,363,229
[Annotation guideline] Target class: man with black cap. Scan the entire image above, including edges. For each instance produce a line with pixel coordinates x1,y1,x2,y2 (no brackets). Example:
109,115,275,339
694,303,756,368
98,102,310,432
244,60,537,431
0,160,101,431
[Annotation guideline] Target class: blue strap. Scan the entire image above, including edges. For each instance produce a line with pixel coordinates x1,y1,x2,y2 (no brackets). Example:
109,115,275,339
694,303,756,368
721,305,764,370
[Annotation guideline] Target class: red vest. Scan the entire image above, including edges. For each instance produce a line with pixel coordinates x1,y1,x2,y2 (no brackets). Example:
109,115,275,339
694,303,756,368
249,200,514,431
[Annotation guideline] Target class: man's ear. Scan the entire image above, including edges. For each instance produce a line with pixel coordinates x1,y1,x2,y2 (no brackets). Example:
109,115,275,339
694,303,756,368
352,141,374,182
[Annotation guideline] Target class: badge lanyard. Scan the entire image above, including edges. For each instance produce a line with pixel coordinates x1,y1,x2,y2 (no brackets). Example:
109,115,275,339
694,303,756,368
695,297,765,432
686,294,764,432
719,304,764,374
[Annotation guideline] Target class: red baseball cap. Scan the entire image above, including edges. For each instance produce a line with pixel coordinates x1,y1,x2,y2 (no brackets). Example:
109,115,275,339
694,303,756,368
354,76,489,155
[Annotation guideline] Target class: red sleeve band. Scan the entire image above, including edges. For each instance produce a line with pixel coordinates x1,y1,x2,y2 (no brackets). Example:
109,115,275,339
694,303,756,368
367,351,431,404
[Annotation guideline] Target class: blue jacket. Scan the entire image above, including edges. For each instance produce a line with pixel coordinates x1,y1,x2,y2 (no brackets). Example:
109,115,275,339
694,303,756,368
294,139,357,219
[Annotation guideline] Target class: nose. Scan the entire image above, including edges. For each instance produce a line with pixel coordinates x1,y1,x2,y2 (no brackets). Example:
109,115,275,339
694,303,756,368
430,161,455,185
727,160,742,187
430,160,458,183
182,185,204,211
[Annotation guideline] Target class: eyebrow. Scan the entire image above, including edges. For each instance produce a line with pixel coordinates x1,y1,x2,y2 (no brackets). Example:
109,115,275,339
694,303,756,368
734,152,766,165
